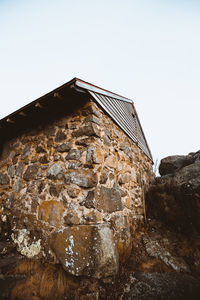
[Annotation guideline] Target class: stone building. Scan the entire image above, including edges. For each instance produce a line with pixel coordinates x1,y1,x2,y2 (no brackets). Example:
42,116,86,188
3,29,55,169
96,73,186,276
0,78,153,279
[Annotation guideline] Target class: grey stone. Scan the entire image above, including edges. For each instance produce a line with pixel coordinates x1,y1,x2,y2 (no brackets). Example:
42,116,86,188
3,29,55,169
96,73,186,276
103,134,111,146
84,115,102,126
68,161,81,170
56,142,71,152
50,224,119,278
65,170,97,188
73,123,101,138
14,179,23,192
120,144,132,159
0,173,10,185
23,164,39,181
94,186,122,213
65,149,81,160
7,166,15,178
21,144,31,159
15,162,24,177
47,163,63,180
113,128,120,138
104,128,112,139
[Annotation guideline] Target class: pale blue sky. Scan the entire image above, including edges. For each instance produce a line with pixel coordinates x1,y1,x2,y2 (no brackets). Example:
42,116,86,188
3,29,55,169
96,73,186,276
1,0,200,164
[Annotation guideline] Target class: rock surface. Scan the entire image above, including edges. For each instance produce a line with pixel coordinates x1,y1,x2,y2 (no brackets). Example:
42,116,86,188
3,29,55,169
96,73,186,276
50,224,119,278
147,150,200,233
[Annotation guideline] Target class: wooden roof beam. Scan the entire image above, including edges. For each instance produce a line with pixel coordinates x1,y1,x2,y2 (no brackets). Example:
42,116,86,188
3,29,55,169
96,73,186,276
53,92,62,100
19,111,27,117
6,118,14,124
35,102,43,109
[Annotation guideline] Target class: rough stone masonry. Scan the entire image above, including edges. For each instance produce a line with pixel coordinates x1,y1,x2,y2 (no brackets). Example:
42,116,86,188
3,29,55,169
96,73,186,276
0,99,153,279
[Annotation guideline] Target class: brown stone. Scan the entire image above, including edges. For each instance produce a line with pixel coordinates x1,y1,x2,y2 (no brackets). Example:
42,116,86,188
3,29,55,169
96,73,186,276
105,155,117,168
100,168,108,184
64,211,81,225
36,145,46,153
82,186,123,213
49,184,62,197
55,130,67,142
75,137,96,147
110,215,132,263
94,186,123,213
50,224,119,278
38,200,65,227
23,164,39,181
83,210,102,224
118,173,131,185
66,185,80,198
39,155,49,164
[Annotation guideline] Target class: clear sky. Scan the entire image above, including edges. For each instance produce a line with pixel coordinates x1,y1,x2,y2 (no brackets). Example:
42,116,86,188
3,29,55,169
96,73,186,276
1,0,200,165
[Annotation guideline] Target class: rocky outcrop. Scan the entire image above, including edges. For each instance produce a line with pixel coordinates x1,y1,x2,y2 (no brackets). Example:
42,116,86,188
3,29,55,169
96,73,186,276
147,150,200,233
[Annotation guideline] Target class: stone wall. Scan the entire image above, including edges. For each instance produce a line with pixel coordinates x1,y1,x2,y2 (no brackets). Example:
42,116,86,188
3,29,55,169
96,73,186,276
0,99,153,278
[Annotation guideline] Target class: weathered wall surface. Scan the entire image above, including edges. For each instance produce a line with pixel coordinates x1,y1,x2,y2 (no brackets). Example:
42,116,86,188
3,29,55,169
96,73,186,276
0,99,153,280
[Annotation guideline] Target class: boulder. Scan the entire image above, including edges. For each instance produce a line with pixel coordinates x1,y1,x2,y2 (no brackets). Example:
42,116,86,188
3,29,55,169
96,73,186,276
159,154,196,176
50,224,119,278
147,150,200,233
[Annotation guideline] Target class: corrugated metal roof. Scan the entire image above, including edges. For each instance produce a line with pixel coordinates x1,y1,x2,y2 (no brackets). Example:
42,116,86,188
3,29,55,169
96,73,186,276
74,79,153,161
0,77,153,161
